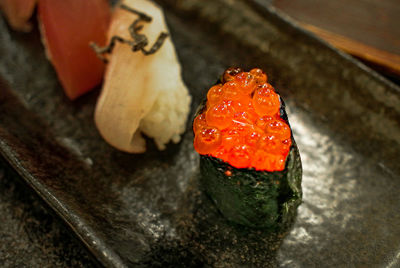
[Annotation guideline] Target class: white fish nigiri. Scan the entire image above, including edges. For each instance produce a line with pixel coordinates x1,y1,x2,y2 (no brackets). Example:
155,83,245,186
95,0,191,153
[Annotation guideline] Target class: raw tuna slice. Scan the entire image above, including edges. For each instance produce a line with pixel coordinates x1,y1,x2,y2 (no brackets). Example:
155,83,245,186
38,0,111,99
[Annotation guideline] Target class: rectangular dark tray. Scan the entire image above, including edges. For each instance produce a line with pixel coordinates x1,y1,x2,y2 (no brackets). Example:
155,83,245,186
1,0,400,266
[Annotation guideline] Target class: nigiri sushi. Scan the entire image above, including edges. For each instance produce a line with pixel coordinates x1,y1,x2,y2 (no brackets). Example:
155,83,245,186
94,0,191,153
0,0,111,99
38,0,111,99
193,68,302,229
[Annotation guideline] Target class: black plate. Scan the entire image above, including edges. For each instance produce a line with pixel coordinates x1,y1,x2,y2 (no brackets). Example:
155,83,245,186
1,0,400,267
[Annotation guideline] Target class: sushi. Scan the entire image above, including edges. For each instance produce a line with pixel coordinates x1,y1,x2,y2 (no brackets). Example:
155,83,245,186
1,0,190,152
193,67,302,229
0,0,111,99
38,0,111,99
93,0,191,153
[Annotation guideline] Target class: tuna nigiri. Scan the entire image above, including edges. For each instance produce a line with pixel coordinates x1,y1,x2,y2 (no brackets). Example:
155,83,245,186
94,0,191,153
0,0,111,99
38,0,111,99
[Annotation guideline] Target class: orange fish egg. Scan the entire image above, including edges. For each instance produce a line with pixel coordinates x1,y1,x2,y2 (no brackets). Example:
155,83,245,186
252,84,280,116
228,145,252,169
281,138,292,154
233,111,254,126
206,101,235,129
222,81,243,100
264,119,291,140
249,68,267,84
193,113,207,133
252,150,285,171
245,130,263,146
221,128,242,149
222,67,243,82
207,84,223,105
251,150,270,171
258,135,284,154
255,115,274,129
212,145,230,162
230,97,250,111
194,127,222,155
235,72,257,95
265,154,286,171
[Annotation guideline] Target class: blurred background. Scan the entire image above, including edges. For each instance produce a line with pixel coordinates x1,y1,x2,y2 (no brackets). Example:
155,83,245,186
272,0,400,83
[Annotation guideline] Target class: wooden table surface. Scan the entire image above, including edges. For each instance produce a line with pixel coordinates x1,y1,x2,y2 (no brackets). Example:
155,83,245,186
272,0,400,78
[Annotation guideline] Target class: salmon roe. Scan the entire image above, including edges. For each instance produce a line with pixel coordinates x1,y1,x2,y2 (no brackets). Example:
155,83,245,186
193,68,292,171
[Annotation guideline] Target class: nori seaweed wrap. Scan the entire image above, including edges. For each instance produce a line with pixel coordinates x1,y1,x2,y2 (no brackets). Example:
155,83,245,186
193,68,302,229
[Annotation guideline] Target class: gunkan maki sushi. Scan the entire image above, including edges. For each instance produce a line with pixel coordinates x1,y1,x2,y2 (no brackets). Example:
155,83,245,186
193,67,302,229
